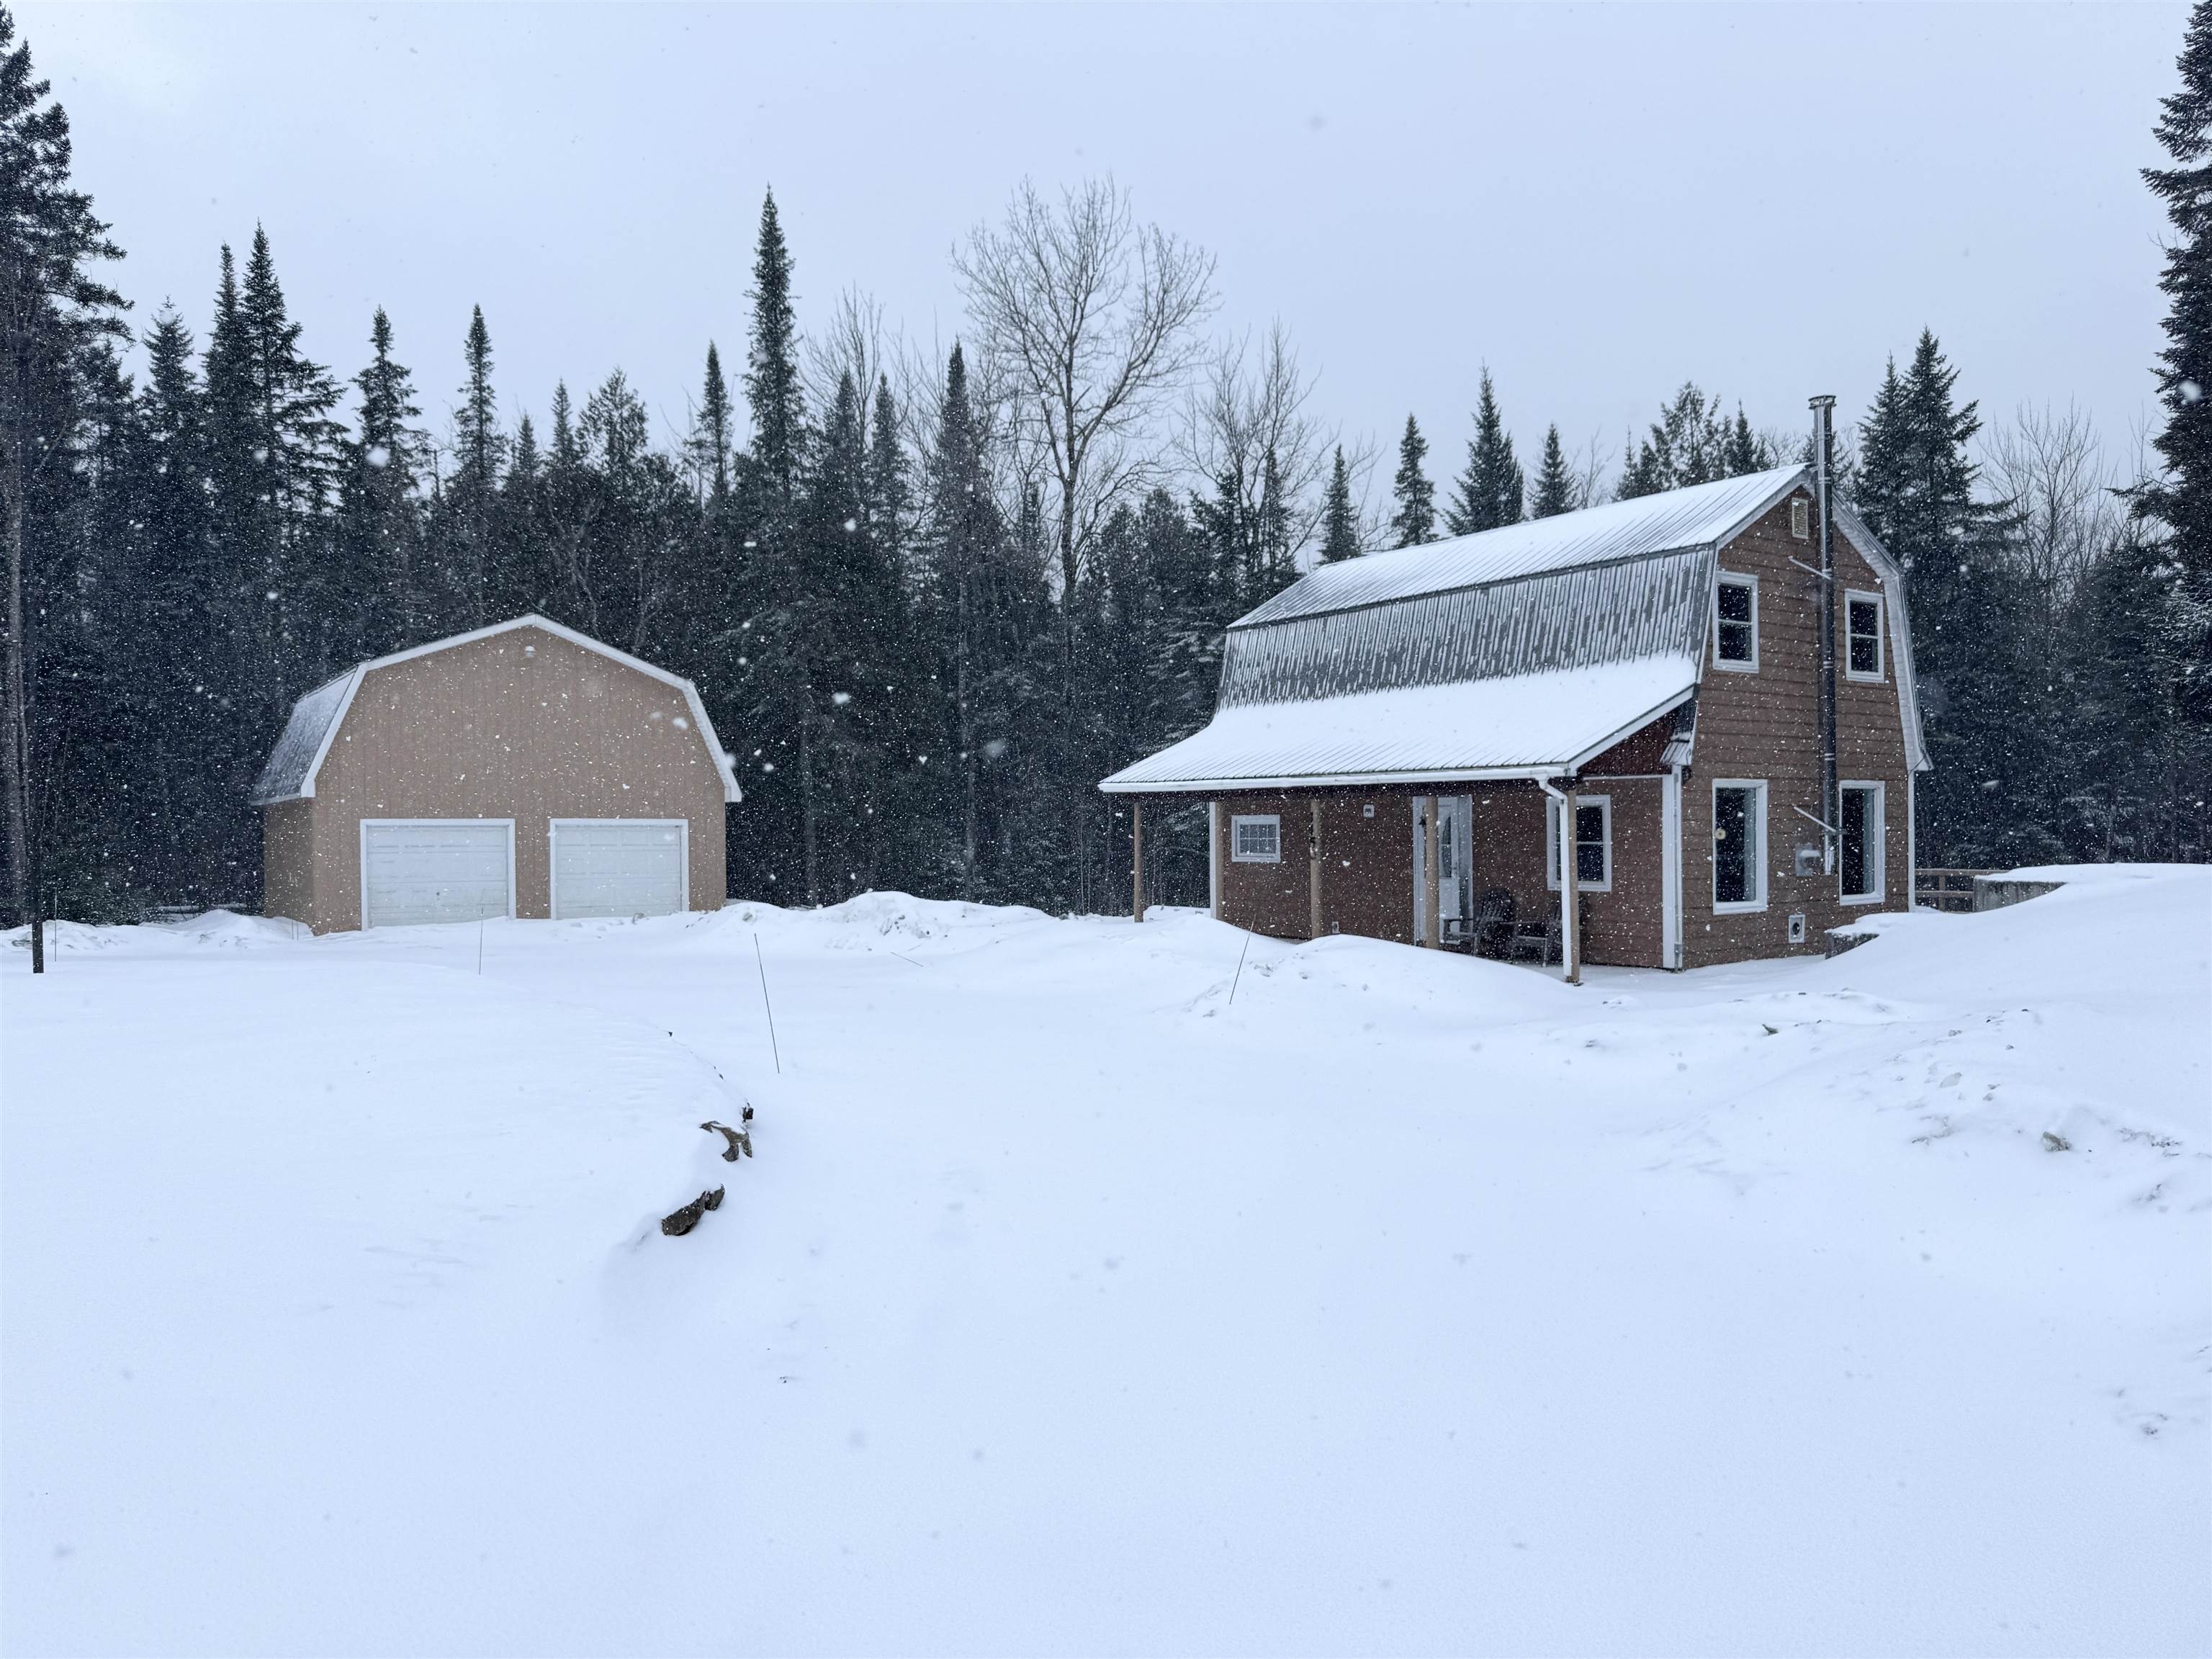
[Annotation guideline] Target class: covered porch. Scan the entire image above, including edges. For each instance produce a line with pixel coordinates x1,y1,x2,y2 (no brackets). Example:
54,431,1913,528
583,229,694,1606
1123,763,1683,980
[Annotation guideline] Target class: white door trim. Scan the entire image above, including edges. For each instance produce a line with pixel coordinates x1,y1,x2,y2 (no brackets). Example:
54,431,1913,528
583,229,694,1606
357,818,516,930
548,817,691,920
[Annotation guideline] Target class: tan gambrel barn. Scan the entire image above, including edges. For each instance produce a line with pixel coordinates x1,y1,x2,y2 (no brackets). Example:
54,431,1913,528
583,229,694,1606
253,616,739,933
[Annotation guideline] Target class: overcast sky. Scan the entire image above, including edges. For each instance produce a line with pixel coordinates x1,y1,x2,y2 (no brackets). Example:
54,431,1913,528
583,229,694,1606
22,1,2186,498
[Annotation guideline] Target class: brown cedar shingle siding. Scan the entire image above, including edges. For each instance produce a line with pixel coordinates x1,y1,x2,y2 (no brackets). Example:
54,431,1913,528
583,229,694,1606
269,624,727,932
1683,495,1912,966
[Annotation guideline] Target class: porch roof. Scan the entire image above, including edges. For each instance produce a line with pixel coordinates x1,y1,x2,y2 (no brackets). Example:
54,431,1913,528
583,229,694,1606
1099,654,1696,793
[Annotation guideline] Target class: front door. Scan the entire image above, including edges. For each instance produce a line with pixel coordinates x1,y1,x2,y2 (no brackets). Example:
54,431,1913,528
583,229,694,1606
1412,794,1475,943
1439,794,1471,925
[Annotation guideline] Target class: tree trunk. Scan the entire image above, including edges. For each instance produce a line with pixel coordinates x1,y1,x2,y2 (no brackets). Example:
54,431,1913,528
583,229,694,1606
2,335,33,941
798,691,820,905
958,583,977,899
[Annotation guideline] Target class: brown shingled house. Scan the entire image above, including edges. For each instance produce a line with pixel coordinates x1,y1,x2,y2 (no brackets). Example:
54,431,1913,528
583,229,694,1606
1102,411,1928,975
252,616,739,932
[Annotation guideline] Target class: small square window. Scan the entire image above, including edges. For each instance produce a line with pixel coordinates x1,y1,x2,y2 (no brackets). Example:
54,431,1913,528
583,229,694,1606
1714,574,1758,670
1790,498,1809,540
1230,814,1281,863
1545,794,1612,892
1846,592,1884,680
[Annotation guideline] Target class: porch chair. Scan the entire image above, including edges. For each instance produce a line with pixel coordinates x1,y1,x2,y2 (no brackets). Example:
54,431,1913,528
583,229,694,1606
1506,912,1563,966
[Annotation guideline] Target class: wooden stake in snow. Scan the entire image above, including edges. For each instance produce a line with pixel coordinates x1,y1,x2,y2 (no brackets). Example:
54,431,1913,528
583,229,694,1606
754,932,781,1073
1228,934,1251,1005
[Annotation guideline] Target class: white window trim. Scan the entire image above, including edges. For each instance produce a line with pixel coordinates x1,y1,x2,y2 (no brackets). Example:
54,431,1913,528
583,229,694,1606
547,817,690,920
1712,571,1759,673
1545,793,1614,894
1845,589,1886,683
357,817,517,931
1837,781,1886,905
1709,780,1768,914
1229,813,1282,863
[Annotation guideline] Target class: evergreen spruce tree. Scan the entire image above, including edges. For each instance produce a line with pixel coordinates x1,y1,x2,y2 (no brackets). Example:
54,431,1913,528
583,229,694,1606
1389,414,1436,547
1532,424,1577,518
1318,446,1360,561
336,306,423,655
868,373,908,557
1443,368,1525,535
1854,332,2041,865
446,303,503,625
687,341,734,503
734,187,816,901
1722,405,1775,475
2143,0,2212,721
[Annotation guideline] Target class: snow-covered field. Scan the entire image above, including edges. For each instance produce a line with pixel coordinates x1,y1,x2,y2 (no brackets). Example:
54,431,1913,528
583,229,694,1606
4,870,2208,1657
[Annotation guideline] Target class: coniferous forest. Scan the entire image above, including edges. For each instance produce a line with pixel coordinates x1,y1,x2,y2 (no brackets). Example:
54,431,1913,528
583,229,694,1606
4,4,2209,932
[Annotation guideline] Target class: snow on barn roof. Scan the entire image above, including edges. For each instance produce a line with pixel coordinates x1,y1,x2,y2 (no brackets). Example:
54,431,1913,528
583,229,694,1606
1102,655,1699,792
250,614,742,806
1236,465,1807,628
1102,464,1927,793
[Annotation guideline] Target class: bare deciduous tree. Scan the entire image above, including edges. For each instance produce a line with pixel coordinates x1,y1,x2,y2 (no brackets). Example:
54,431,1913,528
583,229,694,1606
954,178,1214,907
1182,322,1336,562
1986,401,2118,595
955,178,1215,603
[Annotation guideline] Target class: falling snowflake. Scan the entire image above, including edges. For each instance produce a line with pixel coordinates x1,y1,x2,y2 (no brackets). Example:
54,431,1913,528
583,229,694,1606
831,691,852,706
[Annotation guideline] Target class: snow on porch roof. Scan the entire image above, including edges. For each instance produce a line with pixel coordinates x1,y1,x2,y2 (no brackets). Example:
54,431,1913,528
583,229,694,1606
1099,655,1699,793
250,614,742,806
1236,464,1807,629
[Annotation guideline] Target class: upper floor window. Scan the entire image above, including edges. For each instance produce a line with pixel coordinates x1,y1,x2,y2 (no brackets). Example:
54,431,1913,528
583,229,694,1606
1790,497,1810,540
1714,573,1758,671
1230,814,1281,863
1846,590,1884,680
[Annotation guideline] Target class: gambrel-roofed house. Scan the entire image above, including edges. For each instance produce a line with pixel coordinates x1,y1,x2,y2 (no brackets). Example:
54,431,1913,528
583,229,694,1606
1102,446,1929,972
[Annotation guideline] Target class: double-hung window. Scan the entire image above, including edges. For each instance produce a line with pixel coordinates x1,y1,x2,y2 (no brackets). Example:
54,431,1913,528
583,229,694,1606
1546,795,1612,893
1714,573,1758,670
1838,783,1884,903
1845,590,1884,680
1230,814,1282,863
1712,781,1766,912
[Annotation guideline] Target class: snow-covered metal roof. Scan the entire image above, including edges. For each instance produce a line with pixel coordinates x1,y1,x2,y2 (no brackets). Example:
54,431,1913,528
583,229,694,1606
1218,547,1709,707
1102,657,1700,793
251,615,742,806
252,671,355,806
1102,462,1929,793
1236,465,1806,628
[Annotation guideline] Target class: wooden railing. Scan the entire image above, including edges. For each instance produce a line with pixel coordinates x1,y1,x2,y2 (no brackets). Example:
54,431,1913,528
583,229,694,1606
1914,868,1990,914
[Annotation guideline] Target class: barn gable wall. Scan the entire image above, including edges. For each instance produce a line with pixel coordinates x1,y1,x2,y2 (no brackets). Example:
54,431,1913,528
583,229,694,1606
289,624,726,930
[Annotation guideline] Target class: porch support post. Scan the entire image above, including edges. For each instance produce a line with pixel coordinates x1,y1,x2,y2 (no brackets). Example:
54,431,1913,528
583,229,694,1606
1562,786,1582,984
1132,799,1145,923
1421,794,1442,949
1308,799,1323,939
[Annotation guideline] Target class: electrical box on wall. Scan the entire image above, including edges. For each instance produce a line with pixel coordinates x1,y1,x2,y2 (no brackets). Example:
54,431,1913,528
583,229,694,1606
1794,842,1823,876
1788,913,1807,944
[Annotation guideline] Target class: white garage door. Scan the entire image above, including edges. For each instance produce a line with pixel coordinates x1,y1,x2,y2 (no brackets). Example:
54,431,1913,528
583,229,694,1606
361,820,513,929
550,819,688,920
